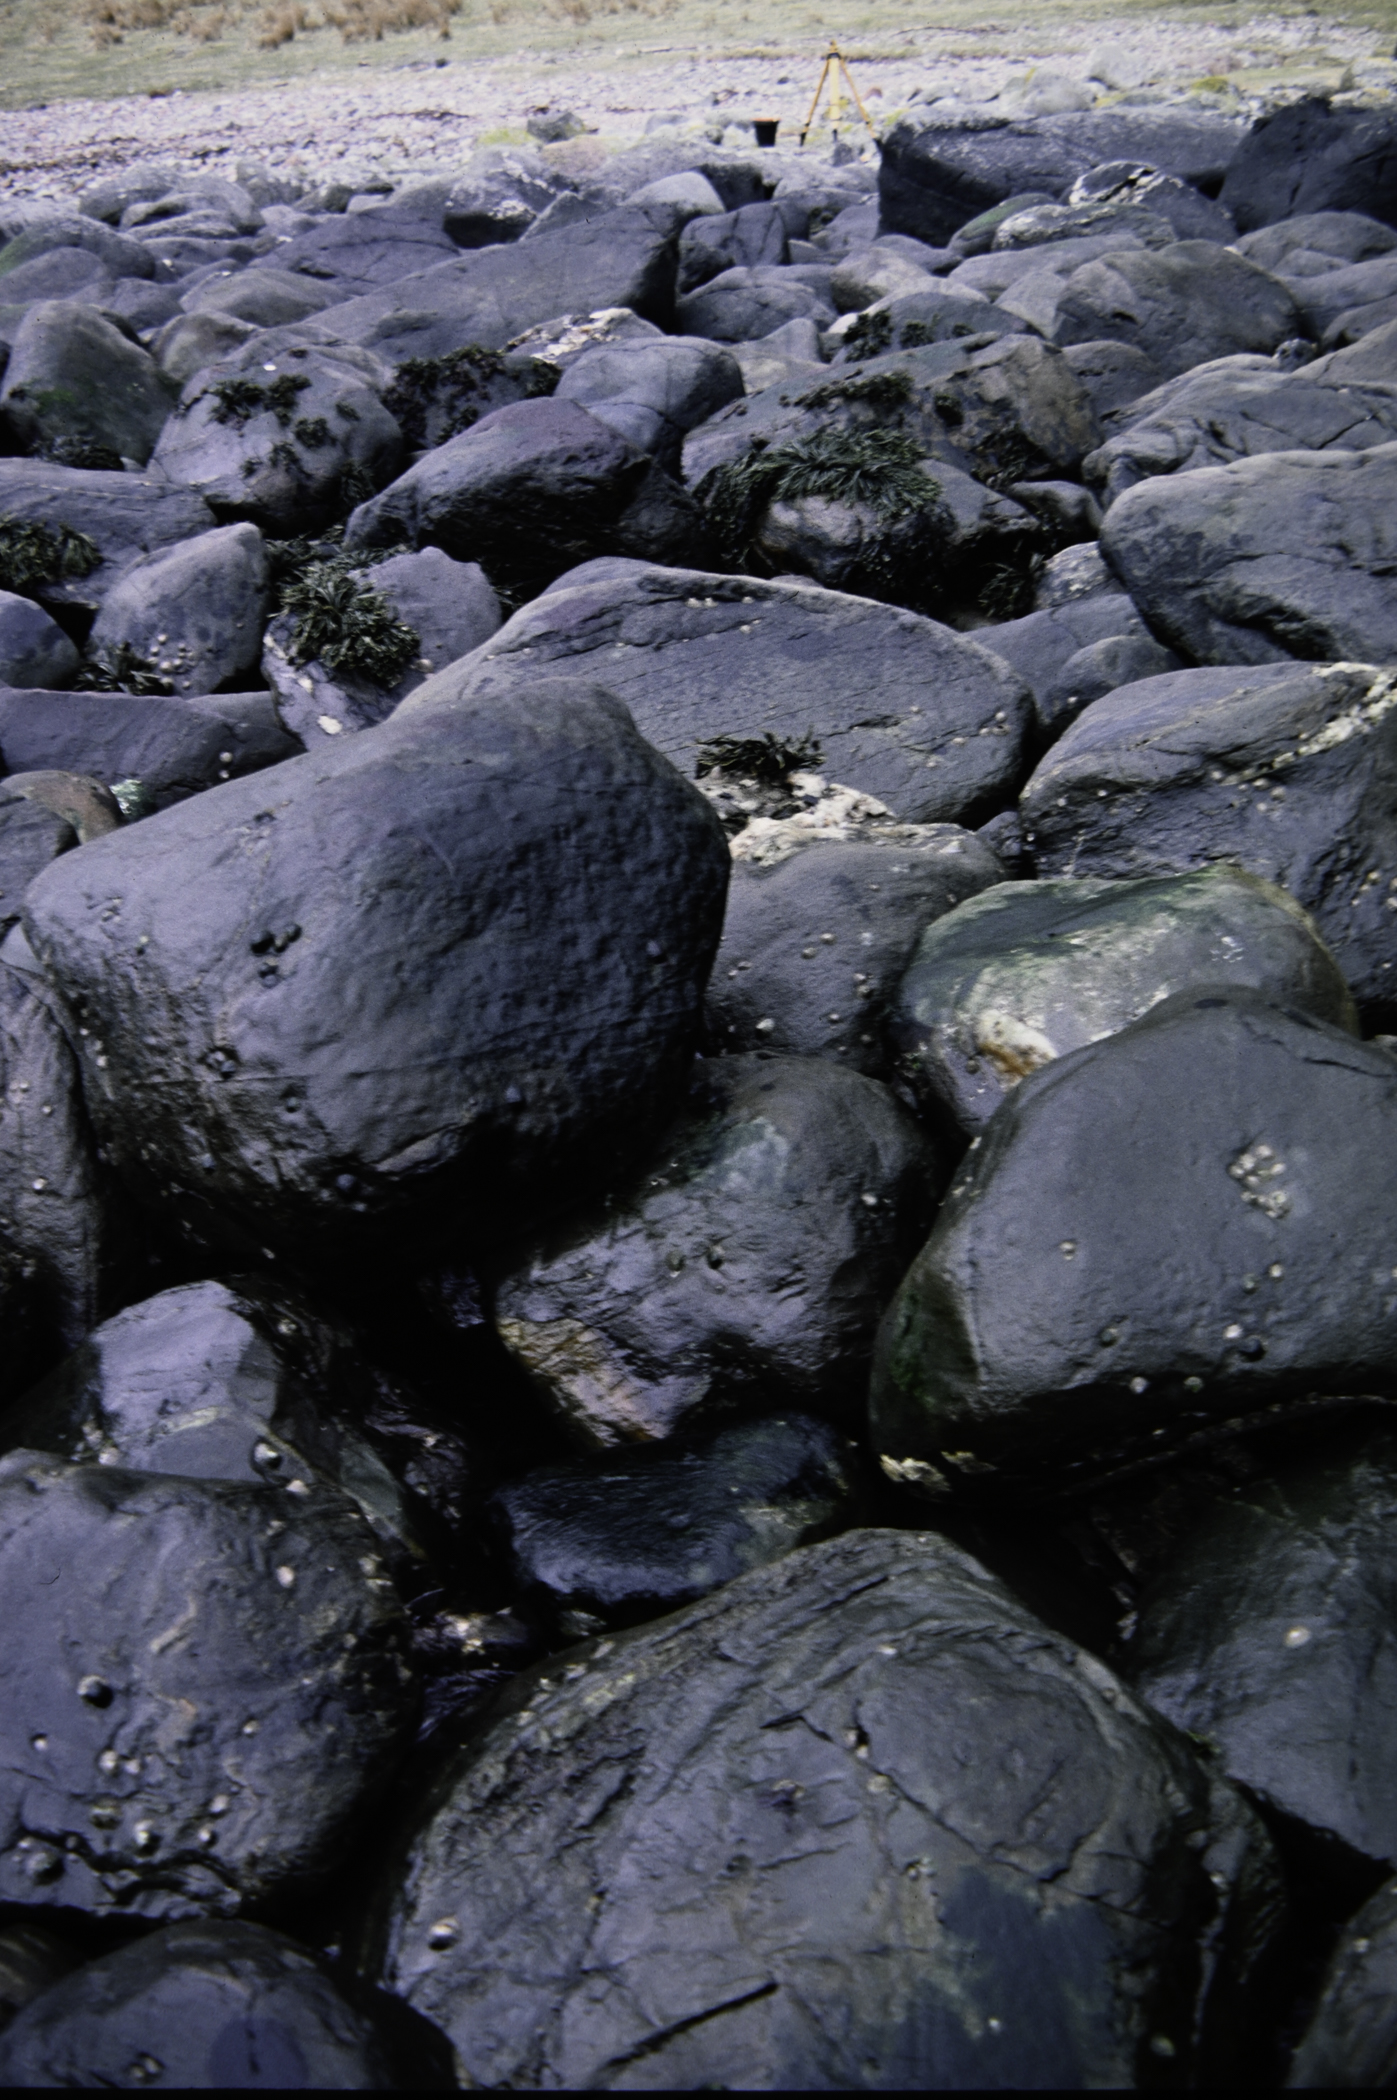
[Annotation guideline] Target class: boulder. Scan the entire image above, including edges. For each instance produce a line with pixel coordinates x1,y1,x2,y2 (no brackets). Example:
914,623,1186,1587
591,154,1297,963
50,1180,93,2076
0,1920,76,2034
0,248,113,313
1067,160,1237,242
3,1276,447,1580
1130,1422,1397,1872
1037,630,1185,736
1040,106,1247,191
829,243,939,313
1220,96,1397,234
313,205,681,364
149,342,403,535
23,682,729,1253
681,336,1101,495
991,198,1176,253
345,398,704,596
489,1412,857,1628
0,799,78,940
0,1449,415,1917
1020,661,1397,1008
262,546,500,747
362,1526,1282,2090
973,591,1156,740
0,215,155,285
494,1053,937,1446
0,1921,395,2089
0,687,297,811
0,464,216,629
398,563,1034,828
443,148,566,248
151,310,259,389
87,522,268,697
878,111,1096,247
1050,243,1302,380
708,830,1004,1074
553,333,743,472
1060,337,1164,419
1288,1876,1397,2087
827,283,1023,362
0,591,78,689
946,229,1144,301
1283,251,1397,343
1234,209,1397,275
889,867,1355,1138
0,302,174,467
676,263,836,342
182,267,338,330
678,202,788,293
1100,442,1397,667
0,770,121,843
242,205,458,301
871,988,1397,1493
747,460,1042,621
0,948,115,1357
1034,539,1127,608
100,276,183,336
1083,360,1397,508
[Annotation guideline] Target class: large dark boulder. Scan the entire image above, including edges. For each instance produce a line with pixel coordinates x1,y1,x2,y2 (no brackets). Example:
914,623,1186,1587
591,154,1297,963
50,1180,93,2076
553,334,743,473
242,204,458,300
1019,661,1397,1007
1221,96,1397,234
401,563,1034,828
974,591,1159,742
1234,208,1397,274
0,686,296,810
878,111,1096,247
23,681,729,1254
344,397,704,597
489,1412,857,1630
1083,361,1397,509
0,1921,396,2089
890,867,1356,1138
871,989,1397,1494
0,215,156,285
681,335,1101,494
675,263,836,342
678,200,788,293
1288,1876,1397,2087
361,1526,1282,2090
1099,442,1397,666
315,205,681,364
0,1448,415,1917
0,591,78,690
149,343,403,534
494,1053,936,1446
708,830,1004,1074
1049,243,1301,380
0,301,174,467
1130,1422,1397,1871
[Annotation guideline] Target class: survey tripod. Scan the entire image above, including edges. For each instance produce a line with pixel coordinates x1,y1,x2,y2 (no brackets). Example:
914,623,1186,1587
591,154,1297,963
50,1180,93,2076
798,41,878,147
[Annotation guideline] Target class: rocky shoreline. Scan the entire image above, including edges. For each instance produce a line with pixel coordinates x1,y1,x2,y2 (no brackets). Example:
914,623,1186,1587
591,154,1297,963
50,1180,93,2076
1,60,1397,2090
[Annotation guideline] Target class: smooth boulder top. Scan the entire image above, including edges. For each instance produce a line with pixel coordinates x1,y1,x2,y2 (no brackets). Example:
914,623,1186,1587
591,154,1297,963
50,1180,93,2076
871,988,1397,1494
400,562,1034,829
1100,437,1397,667
22,681,729,1253
362,1526,1280,2091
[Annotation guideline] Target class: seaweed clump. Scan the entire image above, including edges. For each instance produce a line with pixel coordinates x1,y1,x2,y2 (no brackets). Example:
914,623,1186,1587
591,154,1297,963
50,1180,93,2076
74,643,173,696
695,731,824,787
280,563,421,687
699,425,935,571
0,516,100,595
204,373,313,428
384,345,558,451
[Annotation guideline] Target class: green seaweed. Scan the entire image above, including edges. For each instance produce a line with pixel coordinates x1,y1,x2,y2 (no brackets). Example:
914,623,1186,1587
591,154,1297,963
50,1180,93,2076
0,515,101,594
841,310,893,360
794,367,916,415
699,425,936,571
695,731,823,785
74,643,173,696
204,372,312,428
280,562,421,687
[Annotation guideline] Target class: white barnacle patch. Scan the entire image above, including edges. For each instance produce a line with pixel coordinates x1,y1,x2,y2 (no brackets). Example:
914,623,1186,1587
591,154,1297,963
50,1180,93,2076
971,1010,1056,1085
1227,1141,1291,1220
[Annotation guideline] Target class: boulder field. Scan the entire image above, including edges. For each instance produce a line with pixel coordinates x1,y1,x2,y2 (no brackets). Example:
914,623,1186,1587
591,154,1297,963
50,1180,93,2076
3,88,1397,2088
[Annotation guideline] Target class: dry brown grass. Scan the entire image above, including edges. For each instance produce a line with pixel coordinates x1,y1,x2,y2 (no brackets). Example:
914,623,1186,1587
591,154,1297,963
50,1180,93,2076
82,0,465,47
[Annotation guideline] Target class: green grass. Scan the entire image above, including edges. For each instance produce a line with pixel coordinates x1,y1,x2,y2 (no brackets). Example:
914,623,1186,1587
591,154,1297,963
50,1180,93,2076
3,0,1396,118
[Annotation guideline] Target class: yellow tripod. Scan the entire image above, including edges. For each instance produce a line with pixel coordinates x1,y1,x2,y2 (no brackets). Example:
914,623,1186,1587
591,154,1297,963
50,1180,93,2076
798,41,877,147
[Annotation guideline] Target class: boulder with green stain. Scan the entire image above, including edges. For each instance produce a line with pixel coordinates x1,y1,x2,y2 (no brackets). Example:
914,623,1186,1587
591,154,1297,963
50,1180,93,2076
0,302,174,468
890,867,1355,1137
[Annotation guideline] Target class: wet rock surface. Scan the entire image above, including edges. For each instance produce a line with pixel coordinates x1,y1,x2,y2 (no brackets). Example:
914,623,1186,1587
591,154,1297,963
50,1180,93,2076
363,1527,1282,2091
2,86,1397,2087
